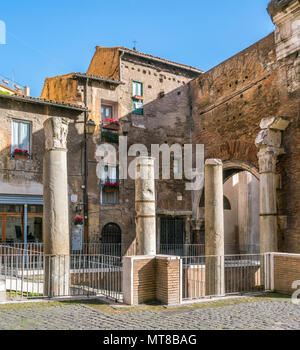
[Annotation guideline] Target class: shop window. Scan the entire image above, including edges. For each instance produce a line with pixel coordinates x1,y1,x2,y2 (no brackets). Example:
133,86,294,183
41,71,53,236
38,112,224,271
0,204,43,244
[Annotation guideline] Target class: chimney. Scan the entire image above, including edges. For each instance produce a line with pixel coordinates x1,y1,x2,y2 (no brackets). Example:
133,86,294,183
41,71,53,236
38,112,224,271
24,86,30,97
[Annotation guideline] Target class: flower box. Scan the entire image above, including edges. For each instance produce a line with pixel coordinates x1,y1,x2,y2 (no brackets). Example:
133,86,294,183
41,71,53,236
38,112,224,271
103,181,119,192
104,187,118,193
102,119,119,131
13,149,29,160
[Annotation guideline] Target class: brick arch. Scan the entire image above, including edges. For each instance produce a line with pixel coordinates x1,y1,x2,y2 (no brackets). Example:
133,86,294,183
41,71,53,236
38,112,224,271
192,158,259,219
205,140,258,167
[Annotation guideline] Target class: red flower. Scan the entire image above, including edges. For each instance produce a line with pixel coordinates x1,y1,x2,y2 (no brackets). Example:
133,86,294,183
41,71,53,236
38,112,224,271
103,181,119,187
74,217,83,222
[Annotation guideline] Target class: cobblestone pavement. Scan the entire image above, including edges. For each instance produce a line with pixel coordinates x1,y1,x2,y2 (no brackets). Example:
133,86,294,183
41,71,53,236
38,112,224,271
0,300,299,330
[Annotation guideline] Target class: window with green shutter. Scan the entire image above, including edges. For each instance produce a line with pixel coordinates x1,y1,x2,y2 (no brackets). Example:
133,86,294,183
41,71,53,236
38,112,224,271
132,81,144,115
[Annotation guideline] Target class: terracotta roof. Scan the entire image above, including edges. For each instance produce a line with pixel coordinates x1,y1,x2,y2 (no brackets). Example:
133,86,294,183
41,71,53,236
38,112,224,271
0,83,20,94
117,47,203,74
0,92,87,111
72,72,123,84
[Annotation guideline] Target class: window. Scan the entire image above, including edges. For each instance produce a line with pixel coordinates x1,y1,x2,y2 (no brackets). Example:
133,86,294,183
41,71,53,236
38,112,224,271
11,120,31,154
174,158,183,178
0,203,43,244
101,105,113,122
132,81,144,115
132,81,143,97
101,165,119,205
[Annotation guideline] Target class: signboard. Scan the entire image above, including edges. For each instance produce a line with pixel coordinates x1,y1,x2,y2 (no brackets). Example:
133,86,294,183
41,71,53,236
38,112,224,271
72,225,83,251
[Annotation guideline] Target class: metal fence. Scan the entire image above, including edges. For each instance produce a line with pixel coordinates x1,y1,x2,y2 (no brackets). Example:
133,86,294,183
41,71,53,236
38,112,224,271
0,243,135,257
0,253,123,302
182,254,264,300
158,244,205,257
72,243,136,257
0,243,43,255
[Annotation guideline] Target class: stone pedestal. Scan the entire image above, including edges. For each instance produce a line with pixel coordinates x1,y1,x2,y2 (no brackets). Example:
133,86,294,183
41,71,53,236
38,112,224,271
255,116,291,254
135,157,156,255
0,277,6,302
43,117,70,297
204,159,225,296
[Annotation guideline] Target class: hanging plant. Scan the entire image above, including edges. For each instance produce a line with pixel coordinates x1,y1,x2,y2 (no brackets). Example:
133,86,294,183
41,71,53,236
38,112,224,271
74,217,83,226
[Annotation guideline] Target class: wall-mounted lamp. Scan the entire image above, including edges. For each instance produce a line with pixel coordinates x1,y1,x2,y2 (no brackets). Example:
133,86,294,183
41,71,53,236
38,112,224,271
75,202,84,213
85,119,96,135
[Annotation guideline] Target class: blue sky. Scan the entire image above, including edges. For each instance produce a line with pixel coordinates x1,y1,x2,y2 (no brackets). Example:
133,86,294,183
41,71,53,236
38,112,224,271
0,0,274,97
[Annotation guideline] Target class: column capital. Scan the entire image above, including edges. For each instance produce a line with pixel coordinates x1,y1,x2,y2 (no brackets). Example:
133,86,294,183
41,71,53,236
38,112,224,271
44,117,70,150
259,116,291,131
257,147,285,173
205,158,223,166
255,129,283,148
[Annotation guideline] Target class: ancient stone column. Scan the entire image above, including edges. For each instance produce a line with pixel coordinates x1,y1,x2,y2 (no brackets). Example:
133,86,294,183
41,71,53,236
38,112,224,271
255,116,291,254
135,156,156,255
43,117,70,297
204,159,225,296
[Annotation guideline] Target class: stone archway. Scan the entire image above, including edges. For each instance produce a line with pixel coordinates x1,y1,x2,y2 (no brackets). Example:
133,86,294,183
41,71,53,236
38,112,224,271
193,161,260,254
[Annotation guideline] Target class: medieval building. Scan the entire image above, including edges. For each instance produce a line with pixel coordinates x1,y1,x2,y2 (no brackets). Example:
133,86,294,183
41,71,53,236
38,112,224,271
0,0,299,256
0,92,86,246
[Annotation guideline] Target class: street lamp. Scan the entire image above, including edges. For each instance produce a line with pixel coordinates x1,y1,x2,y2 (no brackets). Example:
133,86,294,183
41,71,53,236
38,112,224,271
85,119,96,134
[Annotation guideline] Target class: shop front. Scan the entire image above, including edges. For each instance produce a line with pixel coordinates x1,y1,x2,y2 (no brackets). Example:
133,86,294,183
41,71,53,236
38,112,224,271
0,195,43,245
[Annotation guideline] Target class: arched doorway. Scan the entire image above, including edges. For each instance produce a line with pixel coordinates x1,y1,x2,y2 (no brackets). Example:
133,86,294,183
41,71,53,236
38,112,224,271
223,170,260,254
101,223,122,256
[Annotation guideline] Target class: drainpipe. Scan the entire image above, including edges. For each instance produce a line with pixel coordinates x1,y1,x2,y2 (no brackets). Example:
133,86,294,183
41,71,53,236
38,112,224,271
84,78,89,244
119,50,125,82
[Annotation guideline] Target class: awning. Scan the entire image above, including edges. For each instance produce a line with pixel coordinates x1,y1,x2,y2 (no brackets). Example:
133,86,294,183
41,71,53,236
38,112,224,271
0,194,43,205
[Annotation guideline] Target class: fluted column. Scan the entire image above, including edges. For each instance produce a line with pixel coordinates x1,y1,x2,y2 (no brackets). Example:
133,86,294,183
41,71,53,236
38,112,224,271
43,117,70,297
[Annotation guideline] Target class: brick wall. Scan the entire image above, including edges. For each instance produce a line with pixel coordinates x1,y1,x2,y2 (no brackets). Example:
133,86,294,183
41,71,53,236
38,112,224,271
156,256,181,305
273,254,300,295
123,255,181,306
133,257,156,304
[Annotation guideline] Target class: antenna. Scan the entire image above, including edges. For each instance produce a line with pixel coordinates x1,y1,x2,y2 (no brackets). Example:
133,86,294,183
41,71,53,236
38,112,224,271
133,40,137,51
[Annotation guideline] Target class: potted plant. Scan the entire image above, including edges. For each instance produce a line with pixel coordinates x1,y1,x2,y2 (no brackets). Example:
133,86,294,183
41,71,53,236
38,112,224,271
74,217,83,226
12,149,29,160
103,181,119,193
102,118,119,131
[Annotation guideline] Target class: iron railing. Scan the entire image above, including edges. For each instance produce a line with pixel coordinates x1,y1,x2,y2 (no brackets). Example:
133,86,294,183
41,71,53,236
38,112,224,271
0,253,123,301
0,243,43,255
0,243,135,257
0,242,259,258
182,254,264,300
158,244,205,257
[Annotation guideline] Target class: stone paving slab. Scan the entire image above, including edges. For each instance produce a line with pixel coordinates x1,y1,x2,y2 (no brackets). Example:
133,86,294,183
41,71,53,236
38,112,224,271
0,300,299,330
